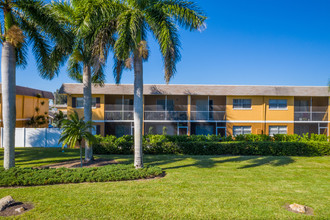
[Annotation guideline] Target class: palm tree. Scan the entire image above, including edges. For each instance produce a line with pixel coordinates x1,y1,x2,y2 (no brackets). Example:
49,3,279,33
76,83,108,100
111,0,207,168
50,0,119,162
59,111,96,167
0,0,71,169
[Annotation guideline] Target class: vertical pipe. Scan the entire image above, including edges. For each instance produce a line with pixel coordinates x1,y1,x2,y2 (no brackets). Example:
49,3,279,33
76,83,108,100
187,95,191,136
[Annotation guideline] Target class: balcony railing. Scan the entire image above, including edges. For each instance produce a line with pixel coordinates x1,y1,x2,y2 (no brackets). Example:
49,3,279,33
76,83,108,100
105,111,133,120
294,112,328,122
294,106,328,122
191,111,226,121
144,111,188,121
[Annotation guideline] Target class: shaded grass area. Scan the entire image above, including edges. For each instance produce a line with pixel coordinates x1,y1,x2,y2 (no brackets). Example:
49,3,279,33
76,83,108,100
0,148,329,219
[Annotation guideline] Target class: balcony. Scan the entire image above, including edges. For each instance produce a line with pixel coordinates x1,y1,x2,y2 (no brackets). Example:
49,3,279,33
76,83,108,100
294,106,328,122
191,111,226,121
105,111,133,120
144,111,188,121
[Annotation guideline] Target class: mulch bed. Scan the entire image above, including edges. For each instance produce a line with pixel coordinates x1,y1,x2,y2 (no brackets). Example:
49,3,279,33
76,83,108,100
0,202,34,217
38,158,118,169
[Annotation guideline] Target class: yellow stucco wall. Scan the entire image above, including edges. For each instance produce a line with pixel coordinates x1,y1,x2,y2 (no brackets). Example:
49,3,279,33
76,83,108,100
226,122,294,136
265,96,294,121
0,94,50,128
226,96,264,121
67,94,105,120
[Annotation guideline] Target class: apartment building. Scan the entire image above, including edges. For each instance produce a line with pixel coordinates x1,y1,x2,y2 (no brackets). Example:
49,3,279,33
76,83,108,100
59,84,330,137
0,85,54,127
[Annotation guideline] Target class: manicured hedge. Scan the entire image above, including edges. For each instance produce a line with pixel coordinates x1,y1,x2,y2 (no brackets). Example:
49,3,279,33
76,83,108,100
0,165,163,187
93,134,330,156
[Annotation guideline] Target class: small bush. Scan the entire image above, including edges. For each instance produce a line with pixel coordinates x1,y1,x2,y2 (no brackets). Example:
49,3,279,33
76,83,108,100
0,164,163,187
93,134,330,156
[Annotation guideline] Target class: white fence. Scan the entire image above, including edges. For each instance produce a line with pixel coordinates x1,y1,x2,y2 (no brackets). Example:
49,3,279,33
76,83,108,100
0,128,63,148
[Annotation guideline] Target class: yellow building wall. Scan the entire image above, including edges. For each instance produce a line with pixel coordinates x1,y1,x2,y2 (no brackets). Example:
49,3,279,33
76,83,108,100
226,122,294,136
0,94,50,128
67,94,105,120
226,96,264,121
265,96,294,121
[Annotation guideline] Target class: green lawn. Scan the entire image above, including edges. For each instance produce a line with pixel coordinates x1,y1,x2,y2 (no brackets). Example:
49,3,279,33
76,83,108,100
0,148,329,219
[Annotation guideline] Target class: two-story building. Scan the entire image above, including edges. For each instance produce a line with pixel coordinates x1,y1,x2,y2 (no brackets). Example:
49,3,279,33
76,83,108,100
59,84,329,137
0,85,54,127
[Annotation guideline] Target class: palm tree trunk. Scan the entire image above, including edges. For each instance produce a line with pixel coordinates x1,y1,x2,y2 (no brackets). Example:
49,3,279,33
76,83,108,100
83,64,93,162
79,141,83,168
1,42,16,170
133,52,144,169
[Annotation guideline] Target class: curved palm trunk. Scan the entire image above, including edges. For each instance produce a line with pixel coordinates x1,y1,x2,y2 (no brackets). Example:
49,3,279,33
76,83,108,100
1,42,16,170
133,53,144,169
83,64,93,161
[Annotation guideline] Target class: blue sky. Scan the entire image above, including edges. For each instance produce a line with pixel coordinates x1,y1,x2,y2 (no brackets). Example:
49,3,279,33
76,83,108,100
1,0,330,92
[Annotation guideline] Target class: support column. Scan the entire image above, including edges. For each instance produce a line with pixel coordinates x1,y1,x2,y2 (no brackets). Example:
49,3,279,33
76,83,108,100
187,95,191,136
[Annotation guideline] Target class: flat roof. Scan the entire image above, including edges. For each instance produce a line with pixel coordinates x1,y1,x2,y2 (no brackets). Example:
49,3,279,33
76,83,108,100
59,83,330,97
0,84,54,99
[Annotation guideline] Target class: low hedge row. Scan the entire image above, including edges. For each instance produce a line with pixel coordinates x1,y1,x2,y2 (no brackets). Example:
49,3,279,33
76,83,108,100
93,135,330,156
0,165,163,187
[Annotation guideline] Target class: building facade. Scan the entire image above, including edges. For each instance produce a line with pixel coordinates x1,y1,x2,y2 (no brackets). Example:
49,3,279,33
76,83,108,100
0,85,54,128
60,84,330,137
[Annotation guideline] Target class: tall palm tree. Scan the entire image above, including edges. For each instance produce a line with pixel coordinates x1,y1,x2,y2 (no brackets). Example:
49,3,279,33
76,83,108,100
0,0,71,169
50,0,119,162
111,0,206,168
59,111,96,167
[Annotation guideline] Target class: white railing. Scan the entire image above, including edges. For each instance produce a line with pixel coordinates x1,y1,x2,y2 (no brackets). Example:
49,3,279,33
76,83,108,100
0,128,63,148
191,111,226,121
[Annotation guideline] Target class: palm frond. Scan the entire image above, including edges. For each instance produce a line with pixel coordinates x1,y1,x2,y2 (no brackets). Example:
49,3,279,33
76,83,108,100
160,0,207,31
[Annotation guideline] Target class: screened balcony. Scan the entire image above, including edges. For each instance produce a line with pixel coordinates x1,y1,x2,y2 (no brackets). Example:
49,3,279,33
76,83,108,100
294,97,328,122
104,95,133,121
144,95,188,121
190,96,226,121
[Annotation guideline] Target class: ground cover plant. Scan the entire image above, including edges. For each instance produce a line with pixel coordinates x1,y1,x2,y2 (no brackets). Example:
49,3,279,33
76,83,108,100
0,165,162,187
93,134,330,156
0,148,329,219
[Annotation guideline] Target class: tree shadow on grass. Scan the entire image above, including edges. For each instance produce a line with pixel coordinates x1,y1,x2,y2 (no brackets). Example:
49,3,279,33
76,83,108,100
154,155,295,170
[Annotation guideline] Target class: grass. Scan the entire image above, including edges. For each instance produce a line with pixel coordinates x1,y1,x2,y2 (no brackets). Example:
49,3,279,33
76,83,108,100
0,148,329,219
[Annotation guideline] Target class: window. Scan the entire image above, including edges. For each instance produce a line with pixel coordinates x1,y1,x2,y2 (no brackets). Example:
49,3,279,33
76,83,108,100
233,99,251,109
269,126,287,136
233,126,251,136
72,97,100,108
269,99,287,110
76,97,84,108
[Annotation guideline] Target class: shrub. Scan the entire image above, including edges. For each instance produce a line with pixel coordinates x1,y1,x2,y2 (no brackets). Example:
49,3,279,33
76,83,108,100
0,164,163,187
93,134,330,156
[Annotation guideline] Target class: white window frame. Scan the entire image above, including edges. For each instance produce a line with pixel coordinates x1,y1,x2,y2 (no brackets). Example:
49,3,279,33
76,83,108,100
233,99,252,110
269,99,287,110
269,126,287,136
233,126,251,136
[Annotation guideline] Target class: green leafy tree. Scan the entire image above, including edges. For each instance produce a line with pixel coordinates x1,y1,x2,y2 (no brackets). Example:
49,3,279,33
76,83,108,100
54,89,67,105
110,0,207,168
52,110,67,128
59,111,96,167
0,0,71,169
